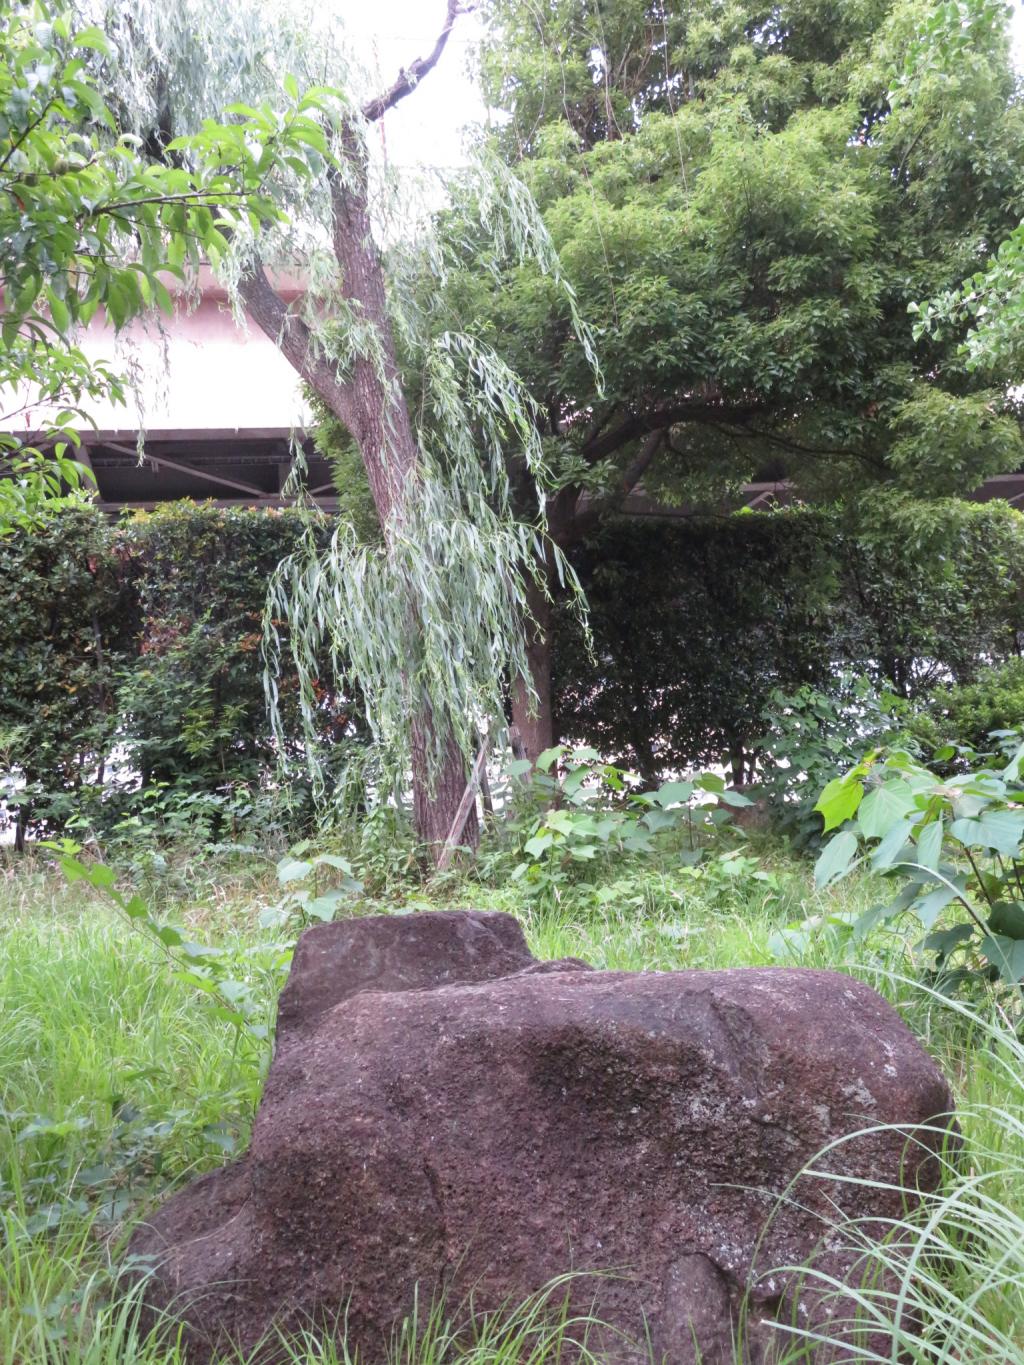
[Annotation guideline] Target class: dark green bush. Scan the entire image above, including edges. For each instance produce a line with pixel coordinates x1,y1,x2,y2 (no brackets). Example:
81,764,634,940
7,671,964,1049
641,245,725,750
0,503,353,844
3,497,1022,844
902,657,1024,759
555,502,1024,783
0,504,136,846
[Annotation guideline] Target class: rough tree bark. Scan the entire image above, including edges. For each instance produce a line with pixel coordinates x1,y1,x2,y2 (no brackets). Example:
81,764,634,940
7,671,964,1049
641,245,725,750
238,1,477,853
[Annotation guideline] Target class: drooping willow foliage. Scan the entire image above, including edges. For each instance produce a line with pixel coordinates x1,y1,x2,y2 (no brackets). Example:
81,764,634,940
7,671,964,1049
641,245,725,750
264,326,594,802
75,0,600,806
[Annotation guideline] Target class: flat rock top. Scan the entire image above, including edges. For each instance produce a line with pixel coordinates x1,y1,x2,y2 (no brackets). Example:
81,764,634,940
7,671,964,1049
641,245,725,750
275,909,541,1049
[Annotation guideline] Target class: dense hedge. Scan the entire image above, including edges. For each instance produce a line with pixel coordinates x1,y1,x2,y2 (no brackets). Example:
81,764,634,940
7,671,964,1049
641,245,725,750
554,504,1024,782
3,499,1022,840
0,507,137,843
0,503,345,843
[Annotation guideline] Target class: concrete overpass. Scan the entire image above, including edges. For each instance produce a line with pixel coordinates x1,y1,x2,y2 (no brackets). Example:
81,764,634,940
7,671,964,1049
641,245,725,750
5,272,1022,515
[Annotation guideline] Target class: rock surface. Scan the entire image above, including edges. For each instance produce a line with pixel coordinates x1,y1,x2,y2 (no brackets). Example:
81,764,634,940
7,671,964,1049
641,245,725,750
131,910,954,1363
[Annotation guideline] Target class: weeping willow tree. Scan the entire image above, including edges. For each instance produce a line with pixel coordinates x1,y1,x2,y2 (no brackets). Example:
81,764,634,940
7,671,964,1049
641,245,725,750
76,0,596,852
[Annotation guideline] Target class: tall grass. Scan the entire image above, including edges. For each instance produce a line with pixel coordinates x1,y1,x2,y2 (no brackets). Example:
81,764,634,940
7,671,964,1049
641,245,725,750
764,988,1024,1364
2,860,1023,1363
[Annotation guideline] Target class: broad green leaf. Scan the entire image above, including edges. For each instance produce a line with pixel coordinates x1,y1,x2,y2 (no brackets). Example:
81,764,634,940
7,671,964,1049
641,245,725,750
180,940,221,959
1003,743,1024,783
654,780,694,807
210,1006,245,1027
979,934,1024,984
58,856,88,883
857,780,917,839
815,777,864,833
910,873,970,929
696,773,725,793
523,832,554,858
276,857,312,884
304,896,341,922
870,818,914,870
641,808,679,833
948,816,980,845
545,809,576,834
950,792,990,821
915,818,944,871
259,905,290,930
46,288,69,333
591,816,620,842
814,830,858,888
923,923,975,957
312,854,354,872
975,810,1024,857
988,901,1024,941
71,26,108,52
535,745,564,773
852,901,899,943
218,979,251,1004
124,894,149,920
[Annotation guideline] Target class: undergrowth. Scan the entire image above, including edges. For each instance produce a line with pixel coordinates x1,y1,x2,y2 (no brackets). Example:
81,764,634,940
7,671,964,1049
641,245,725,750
1,847,1022,1363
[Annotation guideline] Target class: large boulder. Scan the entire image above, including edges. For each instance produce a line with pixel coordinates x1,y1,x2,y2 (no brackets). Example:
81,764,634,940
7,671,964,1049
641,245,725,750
131,910,953,1363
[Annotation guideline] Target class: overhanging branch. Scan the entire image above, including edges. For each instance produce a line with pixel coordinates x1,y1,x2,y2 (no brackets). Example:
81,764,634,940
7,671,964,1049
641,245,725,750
237,264,360,438
568,430,666,542
361,1,472,123
580,400,764,462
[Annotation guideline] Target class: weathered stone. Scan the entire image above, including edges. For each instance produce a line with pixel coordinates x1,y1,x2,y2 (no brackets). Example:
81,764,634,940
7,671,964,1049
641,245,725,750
130,910,953,1363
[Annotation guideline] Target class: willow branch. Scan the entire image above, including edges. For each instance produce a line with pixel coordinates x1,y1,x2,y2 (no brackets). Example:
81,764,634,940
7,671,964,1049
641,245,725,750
361,1,471,123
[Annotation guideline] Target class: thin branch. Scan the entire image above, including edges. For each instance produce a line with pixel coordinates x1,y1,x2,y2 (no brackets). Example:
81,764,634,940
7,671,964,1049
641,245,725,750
567,430,666,543
236,264,355,431
619,429,664,496
577,400,620,448
91,186,249,216
704,419,889,474
361,1,473,123
0,96,61,175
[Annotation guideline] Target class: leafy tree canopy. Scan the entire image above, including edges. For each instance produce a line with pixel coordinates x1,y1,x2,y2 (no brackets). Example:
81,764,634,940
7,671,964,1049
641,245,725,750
431,0,1024,521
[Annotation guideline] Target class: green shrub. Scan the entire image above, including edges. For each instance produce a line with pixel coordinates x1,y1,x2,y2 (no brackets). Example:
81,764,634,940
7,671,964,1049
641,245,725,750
902,657,1024,759
555,502,1024,785
755,675,910,848
0,503,358,846
0,505,136,846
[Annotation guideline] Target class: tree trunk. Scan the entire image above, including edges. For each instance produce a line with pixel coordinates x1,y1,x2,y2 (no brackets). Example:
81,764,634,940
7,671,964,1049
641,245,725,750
14,802,29,854
510,577,554,762
412,715,479,851
238,136,476,857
